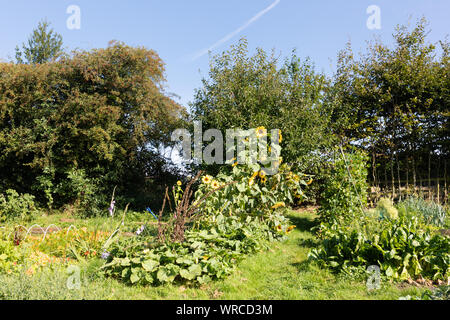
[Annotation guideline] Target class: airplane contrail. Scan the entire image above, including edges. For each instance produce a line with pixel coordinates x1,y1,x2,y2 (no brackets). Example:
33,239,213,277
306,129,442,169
191,0,281,61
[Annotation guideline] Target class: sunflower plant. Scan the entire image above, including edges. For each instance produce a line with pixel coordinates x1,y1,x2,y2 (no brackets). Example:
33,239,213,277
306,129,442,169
193,127,311,218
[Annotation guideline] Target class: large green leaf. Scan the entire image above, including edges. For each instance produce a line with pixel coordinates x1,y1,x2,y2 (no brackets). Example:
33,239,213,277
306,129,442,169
130,273,140,284
142,259,159,272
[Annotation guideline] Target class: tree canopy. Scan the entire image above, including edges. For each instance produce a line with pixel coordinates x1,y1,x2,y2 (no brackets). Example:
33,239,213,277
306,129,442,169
191,39,335,174
332,18,449,193
15,20,63,64
0,41,185,211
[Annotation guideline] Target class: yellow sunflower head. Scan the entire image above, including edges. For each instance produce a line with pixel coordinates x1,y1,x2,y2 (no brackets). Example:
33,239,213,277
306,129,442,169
276,225,283,232
256,126,267,138
177,181,182,186
212,180,220,189
258,170,266,179
261,176,267,184
202,175,212,184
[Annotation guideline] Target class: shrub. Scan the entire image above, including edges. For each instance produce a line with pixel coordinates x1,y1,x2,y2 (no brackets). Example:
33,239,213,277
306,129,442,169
421,285,450,300
397,197,447,228
318,148,369,224
375,198,399,220
55,168,101,216
26,228,110,260
100,139,304,286
32,166,55,209
0,237,26,274
309,216,449,282
193,161,309,219
0,42,184,211
100,212,293,286
0,189,39,222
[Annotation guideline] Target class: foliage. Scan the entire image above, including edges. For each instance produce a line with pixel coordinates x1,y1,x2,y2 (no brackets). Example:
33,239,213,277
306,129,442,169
66,231,109,261
100,212,292,286
309,215,449,282
191,39,335,176
332,18,449,188
397,197,447,227
421,285,450,300
191,128,309,220
26,228,110,260
0,189,39,222
194,163,308,219
0,237,25,274
0,40,185,210
55,168,100,216
372,198,399,220
32,166,55,209
0,209,427,300
100,150,303,286
15,20,63,64
0,223,110,277
318,147,369,224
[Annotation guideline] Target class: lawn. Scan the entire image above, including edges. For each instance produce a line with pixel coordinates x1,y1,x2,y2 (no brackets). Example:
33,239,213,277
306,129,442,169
0,207,427,300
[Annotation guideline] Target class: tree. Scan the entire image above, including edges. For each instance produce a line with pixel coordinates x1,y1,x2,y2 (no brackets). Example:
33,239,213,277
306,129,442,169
0,41,185,211
332,18,449,198
15,20,63,64
191,39,335,176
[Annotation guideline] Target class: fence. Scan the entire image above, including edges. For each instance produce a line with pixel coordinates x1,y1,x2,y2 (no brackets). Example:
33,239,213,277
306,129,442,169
370,177,449,205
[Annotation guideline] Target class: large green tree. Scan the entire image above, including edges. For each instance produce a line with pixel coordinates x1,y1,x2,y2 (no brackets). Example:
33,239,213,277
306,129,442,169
191,39,335,175
332,18,449,195
0,41,185,211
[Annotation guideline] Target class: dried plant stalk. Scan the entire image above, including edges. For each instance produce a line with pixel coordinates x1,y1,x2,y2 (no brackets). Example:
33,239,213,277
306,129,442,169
157,171,238,243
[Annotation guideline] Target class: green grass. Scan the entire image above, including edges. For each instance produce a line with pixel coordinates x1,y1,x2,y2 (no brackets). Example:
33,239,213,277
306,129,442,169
0,208,428,300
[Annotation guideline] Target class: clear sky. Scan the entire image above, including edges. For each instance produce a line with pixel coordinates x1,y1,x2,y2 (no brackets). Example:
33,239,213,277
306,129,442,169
0,0,448,109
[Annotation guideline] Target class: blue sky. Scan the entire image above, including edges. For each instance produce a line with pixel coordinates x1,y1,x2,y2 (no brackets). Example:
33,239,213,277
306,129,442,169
0,0,448,108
